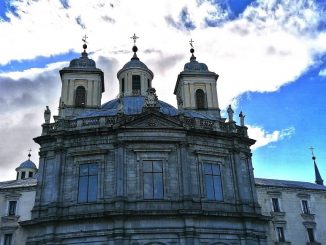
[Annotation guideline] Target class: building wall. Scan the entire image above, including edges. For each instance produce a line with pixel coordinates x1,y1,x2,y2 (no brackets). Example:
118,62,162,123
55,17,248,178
256,185,326,245
0,186,36,245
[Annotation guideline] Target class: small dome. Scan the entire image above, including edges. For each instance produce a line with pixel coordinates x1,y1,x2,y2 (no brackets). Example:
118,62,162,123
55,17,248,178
15,159,37,171
122,59,149,70
69,51,96,69
184,57,209,72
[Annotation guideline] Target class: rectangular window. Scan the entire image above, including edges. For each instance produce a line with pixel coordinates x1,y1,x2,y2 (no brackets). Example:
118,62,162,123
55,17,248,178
307,228,315,242
28,171,33,178
21,171,26,179
272,198,280,212
8,201,17,216
132,75,141,91
78,163,98,203
276,227,285,242
147,79,151,88
302,200,310,214
203,163,223,201
122,78,125,93
4,234,12,245
143,160,164,199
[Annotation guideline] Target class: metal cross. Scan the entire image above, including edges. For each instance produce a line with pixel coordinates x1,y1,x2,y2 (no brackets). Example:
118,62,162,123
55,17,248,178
28,148,32,159
309,146,315,157
189,38,194,48
130,33,139,45
82,34,88,44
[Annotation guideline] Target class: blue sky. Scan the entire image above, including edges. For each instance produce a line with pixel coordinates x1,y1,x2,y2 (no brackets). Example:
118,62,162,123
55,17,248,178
0,0,325,182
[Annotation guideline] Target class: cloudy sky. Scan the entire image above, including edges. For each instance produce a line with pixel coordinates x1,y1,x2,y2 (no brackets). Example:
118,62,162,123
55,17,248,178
0,0,325,182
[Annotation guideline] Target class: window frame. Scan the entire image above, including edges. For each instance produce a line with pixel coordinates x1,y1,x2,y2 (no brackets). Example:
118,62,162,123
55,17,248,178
276,226,286,242
271,197,281,212
7,200,17,216
202,162,223,201
142,160,164,200
307,228,315,242
77,163,98,203
4,233,13,245
301,199,310,214
75,85,87,107
195,89,206,110
132,75,141,94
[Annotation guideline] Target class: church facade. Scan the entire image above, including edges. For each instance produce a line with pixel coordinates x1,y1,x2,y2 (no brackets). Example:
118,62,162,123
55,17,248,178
1,40,325,245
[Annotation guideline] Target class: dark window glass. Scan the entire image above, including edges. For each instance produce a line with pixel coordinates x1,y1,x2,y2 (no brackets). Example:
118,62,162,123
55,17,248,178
132,75,141,92
75,86,86,107
203,163,223,201
122,78,125,93
28,171,33,178
21,171,26,179
307,228,315,242
147,79,151,88
8,201,17,216
4,234,12,245
272,198,280,212
302,200,310,214
195,89,206,109
276,227,285,242
143,160,163,199
78,163,98,203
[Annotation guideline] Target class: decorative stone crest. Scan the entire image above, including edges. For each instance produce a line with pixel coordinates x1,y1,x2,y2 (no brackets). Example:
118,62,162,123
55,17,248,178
44,106,51,124
117,98,124,114
144,88,158,107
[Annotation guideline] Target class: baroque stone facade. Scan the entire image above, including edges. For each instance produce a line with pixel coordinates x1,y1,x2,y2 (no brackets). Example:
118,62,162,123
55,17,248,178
1,41,325,245
20,43,269,244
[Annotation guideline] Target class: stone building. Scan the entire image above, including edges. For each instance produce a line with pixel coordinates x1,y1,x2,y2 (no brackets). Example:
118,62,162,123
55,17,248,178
0,156,37,245
1,40,325,245
20,41,269,244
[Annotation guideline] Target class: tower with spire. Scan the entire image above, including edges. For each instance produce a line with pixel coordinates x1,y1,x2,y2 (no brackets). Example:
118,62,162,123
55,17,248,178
58,35,104,118
310,147,324,185
174,39,221,118
117,33,154,97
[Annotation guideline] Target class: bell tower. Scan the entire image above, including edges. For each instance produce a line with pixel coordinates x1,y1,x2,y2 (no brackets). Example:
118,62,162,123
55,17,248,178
174,39,220,118
58,36,104,118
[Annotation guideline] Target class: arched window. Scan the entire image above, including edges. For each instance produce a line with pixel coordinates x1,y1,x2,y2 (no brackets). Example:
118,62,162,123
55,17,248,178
195,89,206,109
75,86,86,107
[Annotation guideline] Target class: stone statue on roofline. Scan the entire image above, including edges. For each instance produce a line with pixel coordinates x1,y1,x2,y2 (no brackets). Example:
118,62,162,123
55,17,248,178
239,111,245,126
227,105,234,122
44,106,51,124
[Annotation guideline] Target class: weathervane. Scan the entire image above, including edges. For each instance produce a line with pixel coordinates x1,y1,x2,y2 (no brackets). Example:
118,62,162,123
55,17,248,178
130,33,139,45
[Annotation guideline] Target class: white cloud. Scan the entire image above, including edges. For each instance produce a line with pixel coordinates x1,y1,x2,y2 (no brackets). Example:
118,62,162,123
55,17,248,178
319,68,326,76
248,125,295,150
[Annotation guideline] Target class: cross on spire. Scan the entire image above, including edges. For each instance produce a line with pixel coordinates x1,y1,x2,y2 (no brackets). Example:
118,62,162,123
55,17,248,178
309,146,315,158
28,148,32,159
82,34,88,44
189,38,194,48
130,33,139,45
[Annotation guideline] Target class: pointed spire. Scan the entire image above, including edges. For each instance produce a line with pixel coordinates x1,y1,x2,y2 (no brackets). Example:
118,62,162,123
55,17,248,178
189,38,196,61
130,33,139,60
309,147,324,185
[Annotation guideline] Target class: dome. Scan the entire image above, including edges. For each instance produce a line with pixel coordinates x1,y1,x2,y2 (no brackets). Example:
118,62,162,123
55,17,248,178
117,46,154,78
15,159,37,171
184,56,209,72
75,96,217,120
68,51,96,69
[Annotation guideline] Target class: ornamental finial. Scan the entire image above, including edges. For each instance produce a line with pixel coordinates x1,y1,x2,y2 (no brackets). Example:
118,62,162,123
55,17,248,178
130,33,139,45
189,38,196,61
28,149,32,160
130,33,139,60
82,34,88,51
